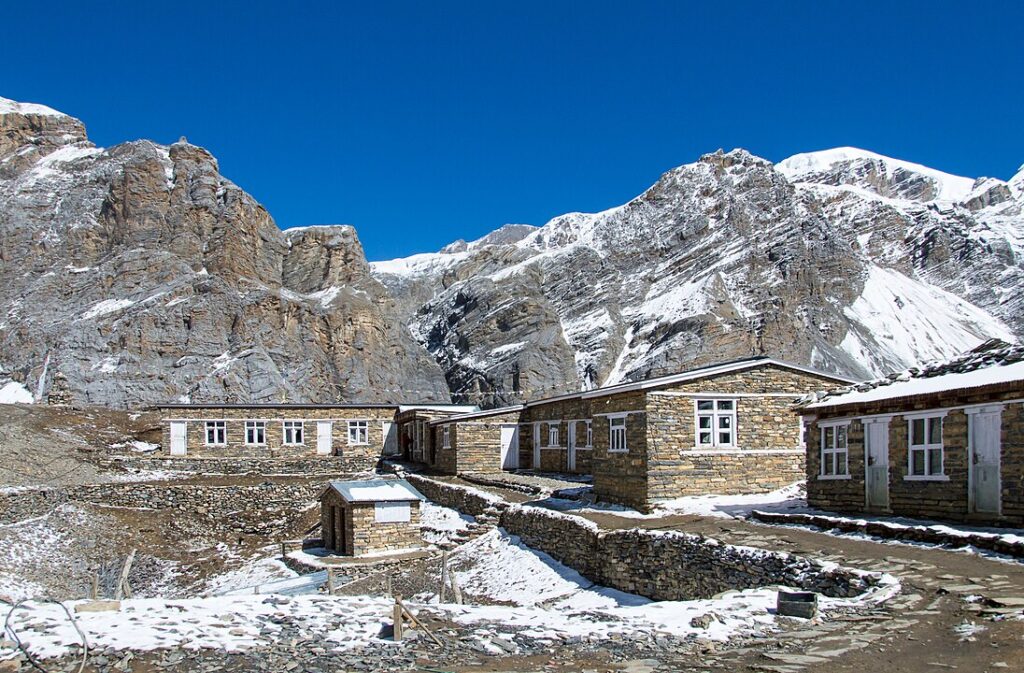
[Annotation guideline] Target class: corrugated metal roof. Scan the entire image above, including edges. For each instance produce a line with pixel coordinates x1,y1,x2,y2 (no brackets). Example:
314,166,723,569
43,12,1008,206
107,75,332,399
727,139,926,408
324,478,426,503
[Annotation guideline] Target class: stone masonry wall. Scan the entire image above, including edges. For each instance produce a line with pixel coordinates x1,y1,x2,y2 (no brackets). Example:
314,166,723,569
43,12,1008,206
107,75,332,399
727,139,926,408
408,475,873,601
441,410,522,474
99,455,378,475
1,480,321,537
348,501,423,556
808,399,1024,525
158,406,397,459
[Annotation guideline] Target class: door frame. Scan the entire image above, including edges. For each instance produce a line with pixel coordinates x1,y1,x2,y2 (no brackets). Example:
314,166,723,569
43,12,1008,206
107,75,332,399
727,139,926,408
862,416,891,512
567,422,577,471
966,404,1003,516
169,421,187,456
532,423,541,469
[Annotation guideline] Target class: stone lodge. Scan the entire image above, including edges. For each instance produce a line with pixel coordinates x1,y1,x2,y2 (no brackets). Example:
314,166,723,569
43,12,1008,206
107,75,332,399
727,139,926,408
430,357,852,510
799,340,1024,525
155,403,476,461
319,478,426,556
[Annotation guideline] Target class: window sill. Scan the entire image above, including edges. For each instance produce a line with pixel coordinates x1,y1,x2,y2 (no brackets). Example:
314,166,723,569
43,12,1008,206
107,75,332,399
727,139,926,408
283,443,305,447
607,449,629,454
903,475,950,482
348,442,369,447
244,443,267,447
817,474,852,481
204,444,227,447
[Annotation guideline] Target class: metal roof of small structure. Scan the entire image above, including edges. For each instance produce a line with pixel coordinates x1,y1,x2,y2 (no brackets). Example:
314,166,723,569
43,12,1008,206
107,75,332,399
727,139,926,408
322,478,426,503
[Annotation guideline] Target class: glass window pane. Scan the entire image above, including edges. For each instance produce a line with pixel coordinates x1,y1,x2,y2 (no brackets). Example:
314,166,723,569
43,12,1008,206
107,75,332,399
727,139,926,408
824,427,834,447
928,417,942,444
823,455,834,475
911,419,925,445
717,400,733,411
698,415,712,429
837,425,847,449
928,448,943,475
718,416,731,429
837,451,848,475
719,431,731,444
697,400,714,411
912,449,925,475
699,431,712,444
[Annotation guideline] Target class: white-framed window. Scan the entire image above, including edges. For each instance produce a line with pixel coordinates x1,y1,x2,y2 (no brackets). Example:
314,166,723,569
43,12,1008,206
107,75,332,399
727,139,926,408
244,420,266,446
204,420,226,446
347,420,369,446
375,501,411,523
283,420,304,445
908,414,944,478
442,425,451,449
585,420,593,448
609,415,628,452
548,424,559,447
695,399,736,447
819,421,849,478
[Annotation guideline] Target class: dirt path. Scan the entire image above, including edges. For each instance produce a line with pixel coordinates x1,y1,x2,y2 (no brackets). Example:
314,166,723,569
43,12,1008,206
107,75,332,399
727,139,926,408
531,504,1024,673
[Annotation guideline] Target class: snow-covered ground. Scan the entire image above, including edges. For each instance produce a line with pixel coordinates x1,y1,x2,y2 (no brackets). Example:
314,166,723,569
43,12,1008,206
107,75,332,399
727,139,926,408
1,516,900,662
0,380,33,404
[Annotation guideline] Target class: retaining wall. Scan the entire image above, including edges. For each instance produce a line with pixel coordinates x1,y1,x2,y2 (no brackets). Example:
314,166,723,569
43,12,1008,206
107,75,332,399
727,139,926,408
406,474,872,600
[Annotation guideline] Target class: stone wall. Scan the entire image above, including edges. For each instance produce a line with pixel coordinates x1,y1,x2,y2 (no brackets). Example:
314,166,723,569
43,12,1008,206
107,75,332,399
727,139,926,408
807,399,1024,525
349,501,423,556
437,410,522,474
158,405,398,459
0,479,321,536
408,475,875,601
99,455,377,475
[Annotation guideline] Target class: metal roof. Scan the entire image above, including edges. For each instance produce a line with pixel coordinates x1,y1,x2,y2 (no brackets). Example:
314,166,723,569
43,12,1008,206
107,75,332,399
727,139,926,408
323,478,426,503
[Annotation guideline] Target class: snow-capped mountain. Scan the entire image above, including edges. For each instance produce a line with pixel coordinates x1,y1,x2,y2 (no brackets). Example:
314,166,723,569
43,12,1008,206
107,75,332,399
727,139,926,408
0,97,451,406
373,148,1023,406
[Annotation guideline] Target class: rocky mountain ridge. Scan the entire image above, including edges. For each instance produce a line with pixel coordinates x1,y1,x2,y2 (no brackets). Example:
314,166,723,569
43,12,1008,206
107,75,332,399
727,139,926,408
1,96,1020,409
372,147,1023,406
0,97,451,407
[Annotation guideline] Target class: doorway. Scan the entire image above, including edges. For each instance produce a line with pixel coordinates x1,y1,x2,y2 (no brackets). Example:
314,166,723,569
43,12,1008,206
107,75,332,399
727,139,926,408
968,407,1002,516
864,418,890,511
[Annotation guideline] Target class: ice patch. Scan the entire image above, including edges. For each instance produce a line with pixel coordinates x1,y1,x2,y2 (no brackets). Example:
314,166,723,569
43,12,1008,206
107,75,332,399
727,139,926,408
81,298,135,320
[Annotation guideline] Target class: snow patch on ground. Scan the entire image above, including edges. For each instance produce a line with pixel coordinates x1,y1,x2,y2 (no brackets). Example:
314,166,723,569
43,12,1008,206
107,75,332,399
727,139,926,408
0,380,34,404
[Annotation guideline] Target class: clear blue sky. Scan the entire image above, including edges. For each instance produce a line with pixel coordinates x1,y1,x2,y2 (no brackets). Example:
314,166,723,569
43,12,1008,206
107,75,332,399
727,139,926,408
2,2,1021,260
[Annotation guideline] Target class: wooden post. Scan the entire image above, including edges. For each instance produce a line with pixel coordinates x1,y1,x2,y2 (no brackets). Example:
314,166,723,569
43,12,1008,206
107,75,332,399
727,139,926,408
114,550,136,601
327,568,336,595
393,594,404,641
438,551,447,603
281,541,286,557
90,572,98,600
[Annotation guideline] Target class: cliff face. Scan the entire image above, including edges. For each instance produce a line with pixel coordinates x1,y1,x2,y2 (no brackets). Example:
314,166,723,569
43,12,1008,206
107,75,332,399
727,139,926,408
0,97,450,407
373,148,1022,406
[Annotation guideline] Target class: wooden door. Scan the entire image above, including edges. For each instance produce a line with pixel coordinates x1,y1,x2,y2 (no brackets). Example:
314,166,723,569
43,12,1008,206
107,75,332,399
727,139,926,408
532,424,541,469
970,410,1001,515
864,419,889,511
316,421,333,455
567,422,576,471
500,425,519,470
170,422,187,456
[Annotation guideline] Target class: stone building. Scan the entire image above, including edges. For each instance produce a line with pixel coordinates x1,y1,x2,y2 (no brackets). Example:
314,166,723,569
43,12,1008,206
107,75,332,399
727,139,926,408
799,340,1024,525
427,406,525,473
319,479,426,556
155,403,474,461
431,357,851,510
393,405,479,469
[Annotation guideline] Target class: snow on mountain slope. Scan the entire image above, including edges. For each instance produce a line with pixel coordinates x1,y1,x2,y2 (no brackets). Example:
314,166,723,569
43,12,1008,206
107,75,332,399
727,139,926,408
777,147,975,202
375,148,1022,405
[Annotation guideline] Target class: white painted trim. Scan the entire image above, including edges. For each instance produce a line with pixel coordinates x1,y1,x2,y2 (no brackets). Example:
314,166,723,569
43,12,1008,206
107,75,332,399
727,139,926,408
819,419,850,478
817,474,852,481
679,449,804,456
596,410,643,418
964,403,1006,416
693,398,737,449
903,475,951,482
346,419,370,446
203,420,227,446
906,414,945,478
967,406,1003,516
651,391,803,398
904,409,950,421
282,420,305,446
608,415,628,452
244,420,267,446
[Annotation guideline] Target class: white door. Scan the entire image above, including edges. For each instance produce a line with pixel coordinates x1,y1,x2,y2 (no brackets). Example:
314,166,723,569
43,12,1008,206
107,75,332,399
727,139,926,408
382,421,397,455
532,424,541,469
316,421,333,455
567,422,576,471
864,420,889,510
169,422,187,456
500,425,519,470
970,409,1002,514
